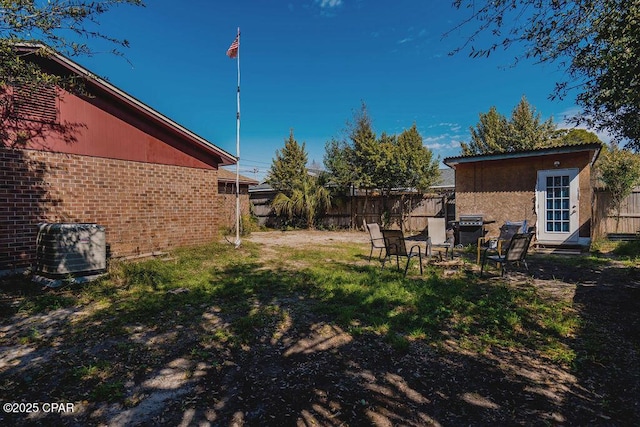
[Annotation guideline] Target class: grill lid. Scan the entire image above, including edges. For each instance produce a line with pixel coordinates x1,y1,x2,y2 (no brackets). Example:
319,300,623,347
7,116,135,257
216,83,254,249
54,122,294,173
459,214,483,226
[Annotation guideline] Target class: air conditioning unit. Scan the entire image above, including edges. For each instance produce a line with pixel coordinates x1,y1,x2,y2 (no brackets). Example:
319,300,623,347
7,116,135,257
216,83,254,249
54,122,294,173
34,223,107,287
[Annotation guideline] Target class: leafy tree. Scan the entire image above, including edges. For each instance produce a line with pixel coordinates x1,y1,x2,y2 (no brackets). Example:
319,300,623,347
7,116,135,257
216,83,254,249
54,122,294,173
393,124,441,228
461,97,557,155
324,103,378,226
596,144,640,231
553,128,601,146
573,2,640,147
1,0,145,146
449,0,640,150
1,1,144,59
266,130,309,195
368,131,398,198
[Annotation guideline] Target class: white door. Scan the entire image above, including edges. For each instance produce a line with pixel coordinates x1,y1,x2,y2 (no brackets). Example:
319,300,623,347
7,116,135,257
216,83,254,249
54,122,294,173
536,169,579,243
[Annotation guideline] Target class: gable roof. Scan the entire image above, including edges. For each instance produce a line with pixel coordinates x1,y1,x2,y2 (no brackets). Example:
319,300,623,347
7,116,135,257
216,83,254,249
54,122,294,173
443,143,602,169
218,168,259,185
14,43,237,166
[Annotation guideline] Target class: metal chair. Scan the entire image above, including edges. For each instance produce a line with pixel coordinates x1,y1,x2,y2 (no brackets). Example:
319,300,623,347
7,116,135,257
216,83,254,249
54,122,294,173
365,223,386,262
427,217,454,260
381,229,423,276
476,221,524,264
481,232,534,277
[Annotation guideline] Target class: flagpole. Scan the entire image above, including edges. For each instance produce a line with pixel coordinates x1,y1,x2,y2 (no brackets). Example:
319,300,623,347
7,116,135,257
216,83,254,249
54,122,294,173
234,27,241,248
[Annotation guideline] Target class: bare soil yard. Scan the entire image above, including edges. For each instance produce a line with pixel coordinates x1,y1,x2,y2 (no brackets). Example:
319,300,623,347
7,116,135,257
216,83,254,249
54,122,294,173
1,230,639,426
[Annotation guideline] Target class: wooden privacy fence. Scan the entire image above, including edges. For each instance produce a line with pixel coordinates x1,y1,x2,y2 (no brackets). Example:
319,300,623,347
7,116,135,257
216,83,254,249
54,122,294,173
255,185,638,240
593,187,640,240
251,192,454,232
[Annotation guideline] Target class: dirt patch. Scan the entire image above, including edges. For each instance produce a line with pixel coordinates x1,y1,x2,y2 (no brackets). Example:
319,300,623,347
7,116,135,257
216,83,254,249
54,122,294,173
246,229,369,247
1,231,639,426
245,230,370,265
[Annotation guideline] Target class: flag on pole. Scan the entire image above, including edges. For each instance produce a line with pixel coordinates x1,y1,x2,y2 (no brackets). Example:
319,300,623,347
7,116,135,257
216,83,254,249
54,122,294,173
227,29,241,248
226,35,239,58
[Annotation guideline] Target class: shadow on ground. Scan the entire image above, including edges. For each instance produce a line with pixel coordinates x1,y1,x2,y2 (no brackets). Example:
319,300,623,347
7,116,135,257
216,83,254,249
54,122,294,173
0,248,638,425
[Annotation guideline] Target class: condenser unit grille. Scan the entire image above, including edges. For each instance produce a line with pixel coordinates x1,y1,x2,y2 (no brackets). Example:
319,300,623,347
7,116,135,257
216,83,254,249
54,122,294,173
35,223,107,279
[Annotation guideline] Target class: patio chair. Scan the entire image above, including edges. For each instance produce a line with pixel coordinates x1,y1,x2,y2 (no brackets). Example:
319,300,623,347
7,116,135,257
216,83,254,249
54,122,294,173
476,221,526,264
365,222,386,262
427,217,454,260
480,232,534,277
381,229,423,276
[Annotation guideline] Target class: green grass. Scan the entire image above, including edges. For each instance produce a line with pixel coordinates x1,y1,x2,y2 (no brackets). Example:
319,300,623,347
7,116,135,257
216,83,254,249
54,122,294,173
10,240,584,366
591,237,640,262
612,239,640,258
17,293,76,314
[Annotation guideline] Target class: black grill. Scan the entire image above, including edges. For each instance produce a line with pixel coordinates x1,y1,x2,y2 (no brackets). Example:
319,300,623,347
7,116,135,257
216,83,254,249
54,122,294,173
454,215,486,245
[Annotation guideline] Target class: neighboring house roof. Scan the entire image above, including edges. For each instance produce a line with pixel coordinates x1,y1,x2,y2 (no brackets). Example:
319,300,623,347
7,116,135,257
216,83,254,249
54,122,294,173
443,143,602,168
431,168,455,190
15,43,237,166
218,168,259,185
249,183,275,193
308,167,324,177
248,169,454,195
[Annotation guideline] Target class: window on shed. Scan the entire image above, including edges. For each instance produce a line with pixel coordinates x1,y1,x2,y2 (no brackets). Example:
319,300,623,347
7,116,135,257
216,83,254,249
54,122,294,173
11,83,58,123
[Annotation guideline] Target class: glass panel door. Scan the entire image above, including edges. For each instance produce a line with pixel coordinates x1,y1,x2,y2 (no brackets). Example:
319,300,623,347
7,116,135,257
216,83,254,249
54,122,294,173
537,169,579,243
545,175,571,233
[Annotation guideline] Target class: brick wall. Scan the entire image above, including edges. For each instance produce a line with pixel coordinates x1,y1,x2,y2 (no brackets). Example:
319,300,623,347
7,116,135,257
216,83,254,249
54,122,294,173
217,183,252,230
1,147,220,271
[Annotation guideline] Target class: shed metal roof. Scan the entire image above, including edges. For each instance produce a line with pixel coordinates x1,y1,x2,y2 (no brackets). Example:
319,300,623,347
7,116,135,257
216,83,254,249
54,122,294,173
443,143,602,168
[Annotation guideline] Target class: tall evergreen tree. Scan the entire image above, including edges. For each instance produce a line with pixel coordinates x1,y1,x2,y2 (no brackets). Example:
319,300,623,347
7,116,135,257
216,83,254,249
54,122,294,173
266,130,308,195
506,96,556,151
324,137,356,192
326,104,439,193
396,123,440,191
461,106,509,155
348,103,378,189
372,131,399,197
323,104,440,227
462,97,558,155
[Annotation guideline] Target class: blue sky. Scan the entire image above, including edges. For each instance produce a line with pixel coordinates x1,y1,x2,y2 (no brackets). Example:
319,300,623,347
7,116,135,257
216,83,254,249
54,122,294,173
76,0,586,182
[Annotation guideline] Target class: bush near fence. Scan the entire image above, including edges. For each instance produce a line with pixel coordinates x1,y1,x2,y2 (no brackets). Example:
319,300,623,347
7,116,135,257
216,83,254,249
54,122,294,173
251,191,454,232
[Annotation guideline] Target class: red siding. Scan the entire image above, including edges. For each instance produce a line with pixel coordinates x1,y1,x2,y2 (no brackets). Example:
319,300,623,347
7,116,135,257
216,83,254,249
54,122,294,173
9,86,220,169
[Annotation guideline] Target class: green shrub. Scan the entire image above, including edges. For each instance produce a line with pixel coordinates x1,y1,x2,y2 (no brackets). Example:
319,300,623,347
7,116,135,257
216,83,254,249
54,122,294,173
613,239,640,258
